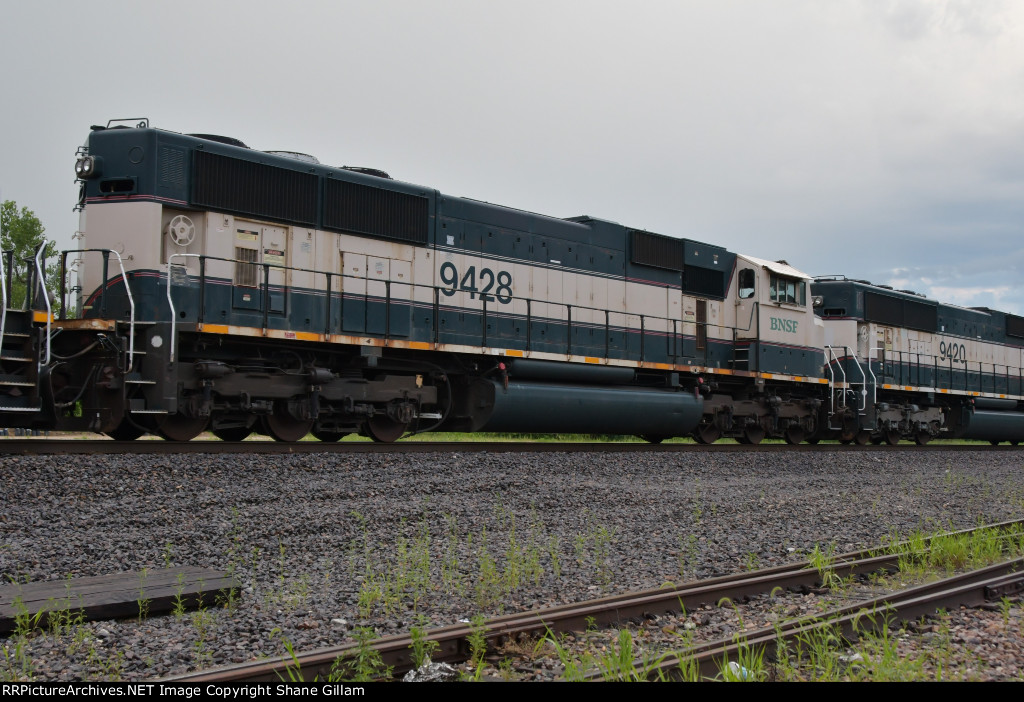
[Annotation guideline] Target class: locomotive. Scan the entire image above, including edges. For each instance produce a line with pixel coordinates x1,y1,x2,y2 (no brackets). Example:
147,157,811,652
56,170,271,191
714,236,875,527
1,118,1022,444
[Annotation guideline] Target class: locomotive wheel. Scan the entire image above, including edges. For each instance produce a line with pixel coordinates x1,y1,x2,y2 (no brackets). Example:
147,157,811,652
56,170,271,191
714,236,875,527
783,427,805,445
884,429,901,446
693,424,721,445
805,436,820,445
853,431,871,446
839,438,852,445
742,425,765,445
262,413,313,442
914,432,932,446
638,434,667,444
365,415,407,443
870,436,884,445
212,427,253,442
313,430,349,442
157,413,210,442
106,418,145,441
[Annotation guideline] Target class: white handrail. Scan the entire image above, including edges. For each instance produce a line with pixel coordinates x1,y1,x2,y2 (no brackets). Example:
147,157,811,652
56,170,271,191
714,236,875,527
33,245,51,368
107,250,136,373
166,253,200,363
867,346,881,407
847,346,868,412
824,345,847,416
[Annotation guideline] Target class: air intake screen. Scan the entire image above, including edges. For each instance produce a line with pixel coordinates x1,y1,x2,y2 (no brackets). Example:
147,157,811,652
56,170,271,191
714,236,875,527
683,267,725,299
630,231,683,271
1007,315,1024,339
323,179,428,244
864,292,937,332
192,151,318,226
903,300,938,332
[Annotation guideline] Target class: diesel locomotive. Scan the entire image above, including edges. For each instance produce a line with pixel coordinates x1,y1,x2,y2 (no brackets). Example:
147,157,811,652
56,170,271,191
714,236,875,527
1,118,1021,445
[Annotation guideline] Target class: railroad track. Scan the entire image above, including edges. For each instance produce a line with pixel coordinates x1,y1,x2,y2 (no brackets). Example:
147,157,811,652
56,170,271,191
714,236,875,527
0,439,1018,455
162,519,1024,683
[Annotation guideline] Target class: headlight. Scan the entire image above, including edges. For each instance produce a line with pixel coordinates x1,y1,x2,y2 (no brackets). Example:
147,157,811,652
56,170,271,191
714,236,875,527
74,156,98,178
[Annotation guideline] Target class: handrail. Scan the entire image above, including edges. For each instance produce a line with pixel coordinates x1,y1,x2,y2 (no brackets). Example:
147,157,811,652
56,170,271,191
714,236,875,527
848,346,868,412
33,244,51,367
824,345,848,415
74,249,1024,397
166,253,201,363
163,253,746,362
0,249,7,360
62,249,136,372
867,346,881,407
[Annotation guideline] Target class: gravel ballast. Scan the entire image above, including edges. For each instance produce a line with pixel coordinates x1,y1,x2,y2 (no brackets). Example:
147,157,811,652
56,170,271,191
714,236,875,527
1,448,1022,681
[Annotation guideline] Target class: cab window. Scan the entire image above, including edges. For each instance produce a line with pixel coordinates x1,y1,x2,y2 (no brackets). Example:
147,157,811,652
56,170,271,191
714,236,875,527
769,274,805,305
738,269,756,299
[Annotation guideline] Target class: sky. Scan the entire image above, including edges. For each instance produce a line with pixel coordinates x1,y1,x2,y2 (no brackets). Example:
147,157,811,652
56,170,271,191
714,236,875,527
2,1,1022,313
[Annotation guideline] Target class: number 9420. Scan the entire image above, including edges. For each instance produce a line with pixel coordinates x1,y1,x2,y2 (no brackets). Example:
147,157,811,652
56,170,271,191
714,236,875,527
939,340,967,364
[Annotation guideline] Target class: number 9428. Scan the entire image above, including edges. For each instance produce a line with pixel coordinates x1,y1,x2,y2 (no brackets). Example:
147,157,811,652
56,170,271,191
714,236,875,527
439,262,513,304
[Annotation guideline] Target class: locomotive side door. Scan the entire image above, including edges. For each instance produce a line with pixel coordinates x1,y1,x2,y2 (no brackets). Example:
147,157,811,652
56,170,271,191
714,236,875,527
261,225,288,315
229,224,286,316
340,251,367,333
232,227,261,312
735,266,758,341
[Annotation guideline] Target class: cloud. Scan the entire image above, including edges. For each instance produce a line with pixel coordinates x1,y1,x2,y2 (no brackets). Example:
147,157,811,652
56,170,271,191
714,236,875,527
2,1,1023,317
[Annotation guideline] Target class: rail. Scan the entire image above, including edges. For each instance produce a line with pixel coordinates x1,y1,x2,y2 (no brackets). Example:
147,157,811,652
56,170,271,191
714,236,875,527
59,249,136,372
850,347,867,411
0,206,6,357
824,345,848,417
154,253,734,369
32,244,52,367
871,347,1024,398
0,250,7,359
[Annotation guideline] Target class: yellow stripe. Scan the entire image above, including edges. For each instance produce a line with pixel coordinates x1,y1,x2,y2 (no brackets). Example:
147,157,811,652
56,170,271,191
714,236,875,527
585,356,601,364
200,323,229,334
32,311,51,323
408,341,431,350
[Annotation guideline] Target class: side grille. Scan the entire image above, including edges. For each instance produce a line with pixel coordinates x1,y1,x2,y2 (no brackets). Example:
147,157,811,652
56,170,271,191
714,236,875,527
159,147,186,187
864,292,937,332
683,267,725,298
323,179,428,244
1007,315,1024,339
234,247,259,287
192,151,318,226
630,230,683,271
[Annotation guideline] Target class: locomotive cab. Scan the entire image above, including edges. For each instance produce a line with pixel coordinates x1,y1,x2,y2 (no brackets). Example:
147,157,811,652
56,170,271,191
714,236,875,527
730,255,824,376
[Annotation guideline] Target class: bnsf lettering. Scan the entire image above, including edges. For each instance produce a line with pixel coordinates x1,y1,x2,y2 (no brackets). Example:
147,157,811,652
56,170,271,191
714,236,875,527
769,317,799,334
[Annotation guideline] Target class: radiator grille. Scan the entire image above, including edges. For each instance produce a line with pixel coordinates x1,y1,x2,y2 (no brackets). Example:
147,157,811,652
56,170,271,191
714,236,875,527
683,267,725,298
630,230,683,271
323,179,428,244
192,151,318,226
864,292,937,332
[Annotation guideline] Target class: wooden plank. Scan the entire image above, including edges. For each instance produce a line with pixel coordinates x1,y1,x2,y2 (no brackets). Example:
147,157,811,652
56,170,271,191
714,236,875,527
0,567,237,633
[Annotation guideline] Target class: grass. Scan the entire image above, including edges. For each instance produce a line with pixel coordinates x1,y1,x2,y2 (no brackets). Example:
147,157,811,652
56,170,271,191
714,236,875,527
328,627,393,682
341,501,623,620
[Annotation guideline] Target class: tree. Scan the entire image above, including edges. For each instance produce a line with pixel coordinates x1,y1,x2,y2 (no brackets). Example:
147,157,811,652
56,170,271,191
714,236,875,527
0,200,60,309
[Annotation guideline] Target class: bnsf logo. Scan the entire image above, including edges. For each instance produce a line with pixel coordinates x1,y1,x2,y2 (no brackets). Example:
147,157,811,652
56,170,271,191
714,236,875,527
769,317,799,333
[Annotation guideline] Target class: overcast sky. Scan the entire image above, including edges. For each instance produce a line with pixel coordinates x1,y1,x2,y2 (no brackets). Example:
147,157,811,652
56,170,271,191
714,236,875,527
2,1,1022,313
